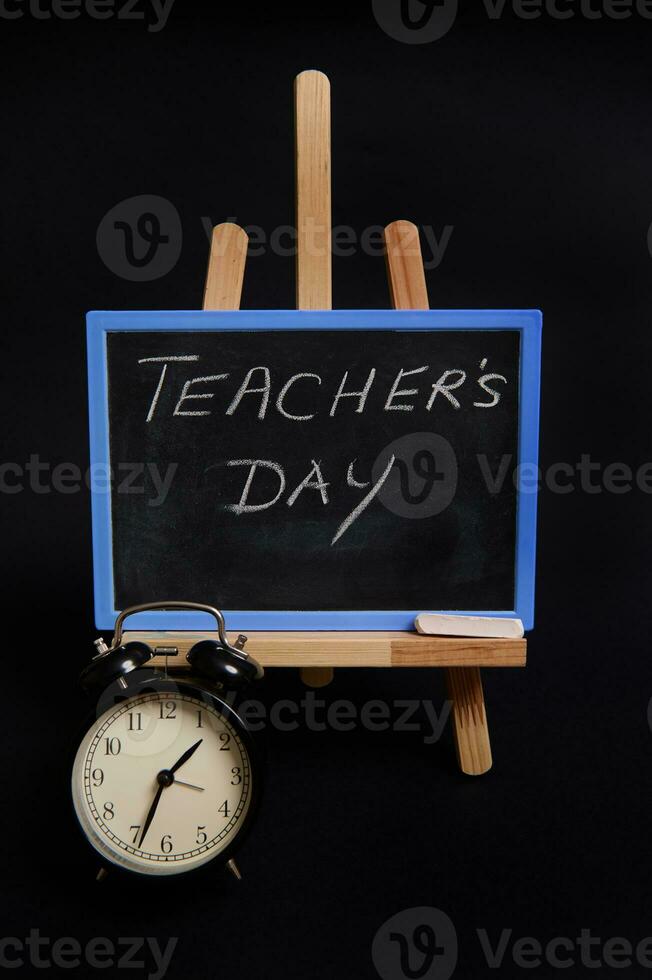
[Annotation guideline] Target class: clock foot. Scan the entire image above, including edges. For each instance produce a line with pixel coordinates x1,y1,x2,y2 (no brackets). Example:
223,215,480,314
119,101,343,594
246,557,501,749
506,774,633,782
96,867,109,883
226,858,242,881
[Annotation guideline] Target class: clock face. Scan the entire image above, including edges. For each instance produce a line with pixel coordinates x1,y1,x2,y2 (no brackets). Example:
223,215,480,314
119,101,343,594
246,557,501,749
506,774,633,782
71,689,253,876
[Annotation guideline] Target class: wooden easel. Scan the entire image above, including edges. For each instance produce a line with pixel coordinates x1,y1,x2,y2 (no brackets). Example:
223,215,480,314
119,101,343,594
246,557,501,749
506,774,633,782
126,71,526,776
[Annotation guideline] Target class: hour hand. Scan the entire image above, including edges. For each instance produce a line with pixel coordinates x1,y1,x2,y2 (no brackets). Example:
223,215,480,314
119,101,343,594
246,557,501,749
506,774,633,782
170,739,203,774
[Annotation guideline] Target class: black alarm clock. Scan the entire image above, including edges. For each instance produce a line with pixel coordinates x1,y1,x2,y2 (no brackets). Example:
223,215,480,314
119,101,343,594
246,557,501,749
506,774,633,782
71,601,263,879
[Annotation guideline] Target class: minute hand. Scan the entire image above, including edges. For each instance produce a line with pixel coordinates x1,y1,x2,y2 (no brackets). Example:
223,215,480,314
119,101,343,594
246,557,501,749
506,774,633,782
139,783,164,849
170,738,203,774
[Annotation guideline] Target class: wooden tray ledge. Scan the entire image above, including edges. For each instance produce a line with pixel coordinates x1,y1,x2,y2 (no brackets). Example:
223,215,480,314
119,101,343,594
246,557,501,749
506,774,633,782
124,631,527,669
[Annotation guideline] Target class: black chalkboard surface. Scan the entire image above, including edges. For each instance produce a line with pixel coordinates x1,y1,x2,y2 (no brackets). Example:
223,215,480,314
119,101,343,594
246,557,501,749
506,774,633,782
88,310,541,630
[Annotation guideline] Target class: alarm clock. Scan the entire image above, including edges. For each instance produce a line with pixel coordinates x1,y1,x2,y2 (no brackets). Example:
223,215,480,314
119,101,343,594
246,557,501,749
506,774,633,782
71,601,263,879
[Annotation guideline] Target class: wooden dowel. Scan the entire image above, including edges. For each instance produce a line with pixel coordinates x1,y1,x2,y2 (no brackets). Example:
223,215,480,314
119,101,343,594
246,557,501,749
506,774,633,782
295,70,334,687
295,70,332,311
385,219,430,310
203,222,248,311
383,218,493,775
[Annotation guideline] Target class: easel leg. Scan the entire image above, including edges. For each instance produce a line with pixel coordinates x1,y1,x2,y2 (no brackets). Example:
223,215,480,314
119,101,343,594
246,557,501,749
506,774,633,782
382,221,494,776
300,667,335,689
295,70,334,689
445,667,492,776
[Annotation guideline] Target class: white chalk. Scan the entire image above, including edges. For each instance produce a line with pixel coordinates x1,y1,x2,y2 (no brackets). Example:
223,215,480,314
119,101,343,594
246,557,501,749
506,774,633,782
415,613,524,639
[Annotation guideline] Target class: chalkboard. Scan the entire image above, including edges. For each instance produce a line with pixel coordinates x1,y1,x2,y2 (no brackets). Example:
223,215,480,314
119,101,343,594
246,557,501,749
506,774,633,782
87,310,541,631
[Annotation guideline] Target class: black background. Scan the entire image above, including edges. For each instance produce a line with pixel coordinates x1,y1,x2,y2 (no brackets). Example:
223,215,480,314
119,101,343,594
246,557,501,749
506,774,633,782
108,328,519,613
2,2,652,978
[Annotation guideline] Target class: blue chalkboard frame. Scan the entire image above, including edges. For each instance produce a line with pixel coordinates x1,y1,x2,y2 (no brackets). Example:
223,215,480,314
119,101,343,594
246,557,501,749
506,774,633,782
87,309,542,632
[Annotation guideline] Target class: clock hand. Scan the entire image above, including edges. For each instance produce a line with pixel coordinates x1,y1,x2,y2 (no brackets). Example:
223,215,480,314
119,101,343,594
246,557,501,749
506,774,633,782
138,741,203,849
174,779,205,792
169,738,203,774
139,780,165,849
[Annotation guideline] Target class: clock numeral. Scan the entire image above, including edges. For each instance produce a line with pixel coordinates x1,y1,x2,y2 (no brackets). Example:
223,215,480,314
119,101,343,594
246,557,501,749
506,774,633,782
196,826,207,845
103,802,115,821
158,701,176,720
218,800,231,819
231,767,242,785
128,712,143,731
92,768,104,787
219,732,231,751
196,710,203,729
160,834,173,854
130,825,141,845
103,737,121,756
